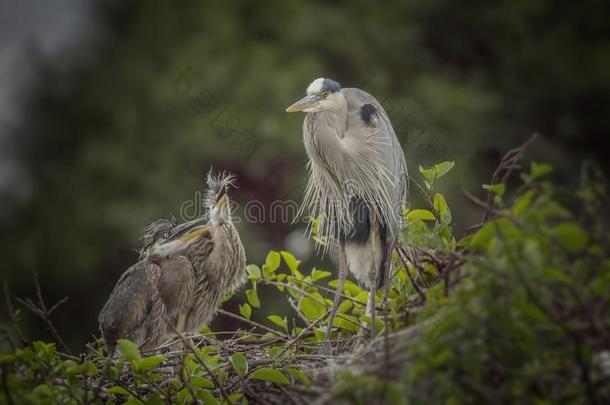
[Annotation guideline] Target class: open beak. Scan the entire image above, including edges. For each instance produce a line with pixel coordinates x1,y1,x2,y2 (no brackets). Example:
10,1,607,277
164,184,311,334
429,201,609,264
170,217,209,243
216,193,229,209
286,93,320,112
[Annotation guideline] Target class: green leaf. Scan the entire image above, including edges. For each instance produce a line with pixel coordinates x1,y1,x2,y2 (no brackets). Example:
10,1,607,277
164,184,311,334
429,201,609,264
338,300,354,314
80,360,98,376
198,390,219,405
406,209,437,221
470,222,495,250
332,314,360,332
552,222,589,253
228,393,244,403
0,354,15,364
419,161,455,186
250,367,290,384
314,329,325,342
354,291,369,304
433,193,449,215
107,386,131,396
419,165,437,185
190,375,215,389
311,268,332,282
230,353,248,376
136,355,166,371
329,279,362,296
267,315,288,331
299,296,326,320
245,288,260,308
116,339,141,361
280,250,300,271
239,303,252,319
263,251,281,273
530,161,553,179
513,190,534,216
482,183,506,196
435,161,455,178
246,264,261,280
287,368,312,386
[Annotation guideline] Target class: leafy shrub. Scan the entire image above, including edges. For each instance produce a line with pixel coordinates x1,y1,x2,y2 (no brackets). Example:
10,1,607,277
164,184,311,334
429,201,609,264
1,150,608,404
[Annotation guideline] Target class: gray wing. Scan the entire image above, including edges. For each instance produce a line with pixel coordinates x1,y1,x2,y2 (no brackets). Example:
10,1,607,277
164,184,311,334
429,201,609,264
157,256,194,321
98,260,163,353
342,87,408,238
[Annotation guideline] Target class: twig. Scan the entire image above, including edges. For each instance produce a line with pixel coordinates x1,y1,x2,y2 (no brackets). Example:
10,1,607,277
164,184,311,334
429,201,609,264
481,134,537,222
263,281,366,331
396,244,426,302
277,383,302,405
15,273,72,355
288,297,312,327
3,283,27,346
275,308,332,360
407,175,435,213
163,315,232,404
298,279,384,311
218,309,287,338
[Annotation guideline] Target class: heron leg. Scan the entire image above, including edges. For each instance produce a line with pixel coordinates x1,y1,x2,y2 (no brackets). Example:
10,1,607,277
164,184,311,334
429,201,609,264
324,243,348,345
368,270,379,339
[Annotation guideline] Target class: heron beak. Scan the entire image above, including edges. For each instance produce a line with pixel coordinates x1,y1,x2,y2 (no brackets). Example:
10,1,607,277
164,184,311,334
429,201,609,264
180,224,210,242
286,94,320,112
216,193,229,209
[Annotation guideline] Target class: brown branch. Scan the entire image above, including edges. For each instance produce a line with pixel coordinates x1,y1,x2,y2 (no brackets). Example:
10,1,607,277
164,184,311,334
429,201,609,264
275,308,332,360
396,243,426,302
481,134,538,222
3,283,27,346
15,273,72,354
163,315,232,404
217,309,288,338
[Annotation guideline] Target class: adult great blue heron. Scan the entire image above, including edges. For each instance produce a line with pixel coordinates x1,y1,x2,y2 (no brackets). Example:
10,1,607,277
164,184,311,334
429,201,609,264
286,78,408,340
98,172,247,354
98,218,208,354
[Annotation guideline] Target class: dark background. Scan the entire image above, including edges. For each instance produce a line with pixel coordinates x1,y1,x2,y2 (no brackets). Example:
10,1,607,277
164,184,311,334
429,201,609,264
1,0,608,349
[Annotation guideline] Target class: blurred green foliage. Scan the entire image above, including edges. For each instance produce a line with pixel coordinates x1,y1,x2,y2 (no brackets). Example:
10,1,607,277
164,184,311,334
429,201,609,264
1,0,609,346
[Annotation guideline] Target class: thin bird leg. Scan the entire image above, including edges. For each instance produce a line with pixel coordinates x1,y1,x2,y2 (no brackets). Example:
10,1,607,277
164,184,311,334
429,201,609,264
368,270,379,339
324,242,348,343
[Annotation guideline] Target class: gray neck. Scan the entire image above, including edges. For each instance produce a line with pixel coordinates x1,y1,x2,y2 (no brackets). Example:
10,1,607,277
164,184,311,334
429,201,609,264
303,105,348,169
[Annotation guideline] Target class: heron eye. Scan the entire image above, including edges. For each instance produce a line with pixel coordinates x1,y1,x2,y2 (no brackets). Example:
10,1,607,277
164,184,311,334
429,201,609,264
163,232,170,239
322,91,330,98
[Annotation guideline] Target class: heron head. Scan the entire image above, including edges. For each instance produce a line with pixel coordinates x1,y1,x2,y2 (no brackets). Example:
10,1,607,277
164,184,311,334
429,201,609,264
205,170,236,225
286,78,345,113
142,218,210,258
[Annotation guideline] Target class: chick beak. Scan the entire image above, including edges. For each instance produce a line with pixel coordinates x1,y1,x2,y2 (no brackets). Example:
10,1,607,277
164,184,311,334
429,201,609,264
216,193,229,209
286,93,320,112
179,224,210,242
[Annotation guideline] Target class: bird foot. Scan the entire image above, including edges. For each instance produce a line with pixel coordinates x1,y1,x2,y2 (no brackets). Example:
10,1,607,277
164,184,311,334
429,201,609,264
319,341,334,355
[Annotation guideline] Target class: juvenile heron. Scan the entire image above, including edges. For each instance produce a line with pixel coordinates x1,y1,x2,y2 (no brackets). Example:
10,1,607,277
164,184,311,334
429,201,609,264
98,171,246,353
181,172,247,333
286,78,408,341
98,218,208,354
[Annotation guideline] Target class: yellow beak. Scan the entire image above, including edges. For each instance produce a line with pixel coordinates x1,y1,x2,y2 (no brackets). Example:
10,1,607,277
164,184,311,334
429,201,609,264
216,193,229,208
180,225,210,242
286,93,320,112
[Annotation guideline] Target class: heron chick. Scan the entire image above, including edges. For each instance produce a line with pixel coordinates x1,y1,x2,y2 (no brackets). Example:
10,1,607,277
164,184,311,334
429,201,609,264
287,78,408,342
98,218,209,354
98,171,247,354
181,171,247,333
